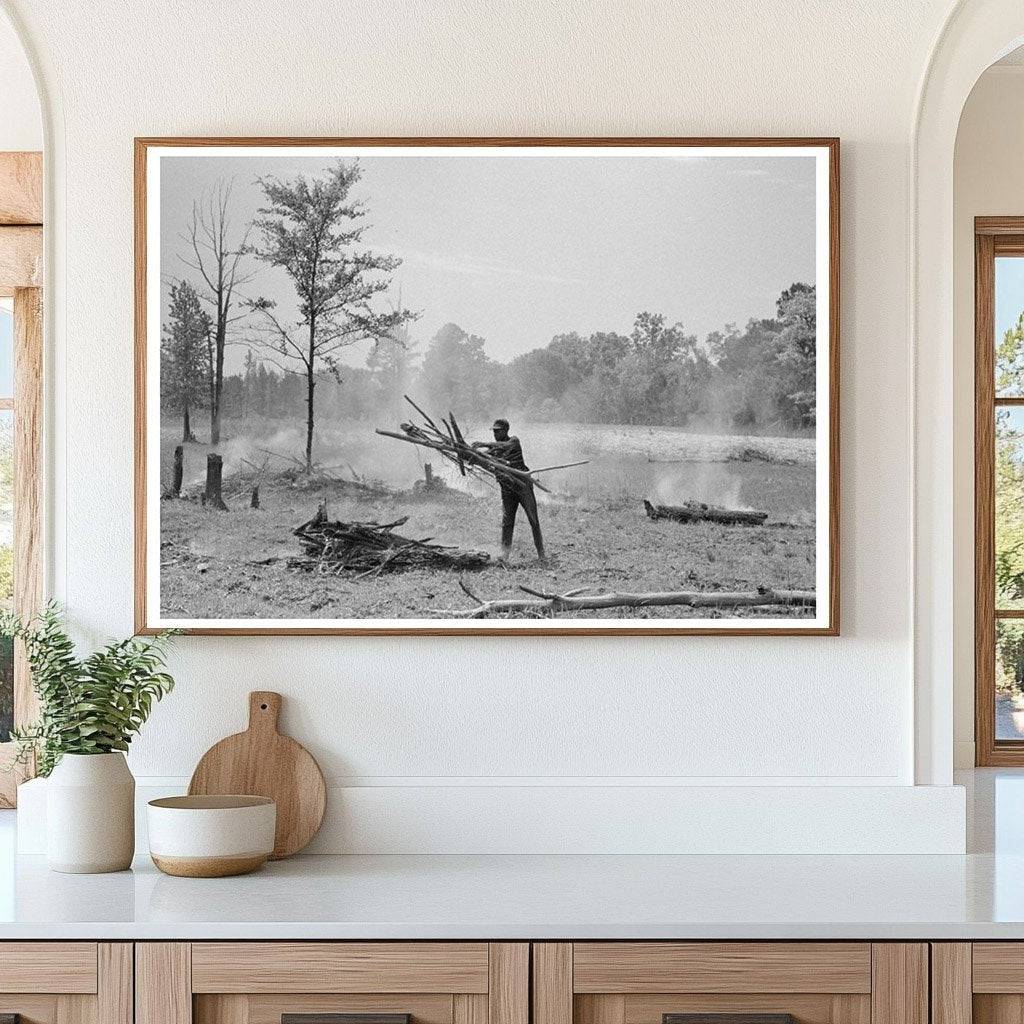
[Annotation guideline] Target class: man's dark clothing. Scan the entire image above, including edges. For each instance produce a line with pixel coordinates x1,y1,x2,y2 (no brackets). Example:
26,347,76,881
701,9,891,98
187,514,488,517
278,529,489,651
487,434,545,557
501,479,545,557
487,436,529,472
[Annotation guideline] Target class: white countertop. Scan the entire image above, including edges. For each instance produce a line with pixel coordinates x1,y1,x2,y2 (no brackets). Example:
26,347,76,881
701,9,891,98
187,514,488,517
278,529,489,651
1,769,1021,941
0,849,1022,940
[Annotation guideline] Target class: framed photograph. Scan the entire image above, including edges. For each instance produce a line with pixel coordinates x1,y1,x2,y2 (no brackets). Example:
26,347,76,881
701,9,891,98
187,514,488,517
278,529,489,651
135,137,839,636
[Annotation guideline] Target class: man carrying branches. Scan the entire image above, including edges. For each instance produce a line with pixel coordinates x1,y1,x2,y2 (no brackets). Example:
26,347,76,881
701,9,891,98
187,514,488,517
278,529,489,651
473,418,546,562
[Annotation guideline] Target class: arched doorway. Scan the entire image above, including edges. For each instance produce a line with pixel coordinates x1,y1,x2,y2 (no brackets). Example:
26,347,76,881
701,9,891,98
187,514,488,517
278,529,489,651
914,0,1024,784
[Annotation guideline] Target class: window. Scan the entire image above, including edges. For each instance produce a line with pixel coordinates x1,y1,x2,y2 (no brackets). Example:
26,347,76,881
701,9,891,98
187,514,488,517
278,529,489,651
976,220,1024,764
0,300,13,745
0,150,43,805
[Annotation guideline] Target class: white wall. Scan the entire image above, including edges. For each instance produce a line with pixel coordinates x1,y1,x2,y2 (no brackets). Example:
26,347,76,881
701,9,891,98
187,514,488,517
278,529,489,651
952,66,1024,768
0,0,972,851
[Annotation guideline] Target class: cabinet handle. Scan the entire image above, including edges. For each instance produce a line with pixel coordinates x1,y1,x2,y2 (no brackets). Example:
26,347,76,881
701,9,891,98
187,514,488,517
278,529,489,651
283,1016,411,1024
664,1016,796,1024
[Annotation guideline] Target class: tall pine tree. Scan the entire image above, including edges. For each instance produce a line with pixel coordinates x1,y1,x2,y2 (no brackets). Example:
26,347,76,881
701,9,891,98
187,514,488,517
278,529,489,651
162,280,211,442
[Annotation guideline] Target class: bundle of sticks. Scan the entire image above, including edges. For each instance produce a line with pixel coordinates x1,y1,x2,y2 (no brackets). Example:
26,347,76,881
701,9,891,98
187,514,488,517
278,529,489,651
377,396,587,492
291,505,490,575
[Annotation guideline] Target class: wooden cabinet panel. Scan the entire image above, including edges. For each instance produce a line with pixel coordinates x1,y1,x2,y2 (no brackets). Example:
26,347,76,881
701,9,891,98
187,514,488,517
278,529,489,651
534,944,573,1024
0,943,129,1024
0,943,98,994
192,943,490,994
973,945,1024,993
196,993,456,1024
139,942,525,1024
574,944,873,994
938,942,1024,1024
488,944,527,1024
565,943,922,1024
871,945,927,1024
137,943,191,1024
621,992,847,1024
930,944,971,1024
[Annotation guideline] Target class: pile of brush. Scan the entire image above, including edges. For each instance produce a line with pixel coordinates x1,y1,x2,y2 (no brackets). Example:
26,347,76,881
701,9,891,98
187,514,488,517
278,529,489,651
290,504,490,576
377,397,585,492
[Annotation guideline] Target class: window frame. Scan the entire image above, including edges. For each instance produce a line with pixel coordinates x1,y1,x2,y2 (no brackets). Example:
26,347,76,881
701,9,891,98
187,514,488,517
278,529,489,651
975,217,1024,765
0,151,43,806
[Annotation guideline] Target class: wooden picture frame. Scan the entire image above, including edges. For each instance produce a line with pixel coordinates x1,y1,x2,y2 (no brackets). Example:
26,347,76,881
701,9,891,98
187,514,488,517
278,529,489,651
135,137,840,636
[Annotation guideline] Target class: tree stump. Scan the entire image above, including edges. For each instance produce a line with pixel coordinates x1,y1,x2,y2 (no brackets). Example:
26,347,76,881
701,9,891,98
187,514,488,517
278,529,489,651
166,444,184,499
204,452,228,511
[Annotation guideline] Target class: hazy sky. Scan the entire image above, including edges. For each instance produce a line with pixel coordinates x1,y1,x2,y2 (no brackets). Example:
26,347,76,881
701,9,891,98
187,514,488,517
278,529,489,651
159,149,817,373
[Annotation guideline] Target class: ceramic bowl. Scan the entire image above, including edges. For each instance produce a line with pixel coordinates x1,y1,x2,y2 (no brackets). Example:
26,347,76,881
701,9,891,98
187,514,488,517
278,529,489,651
147,795,276,877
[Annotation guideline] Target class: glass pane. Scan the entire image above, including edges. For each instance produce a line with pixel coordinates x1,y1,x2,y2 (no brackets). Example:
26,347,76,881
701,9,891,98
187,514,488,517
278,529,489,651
996,257,1024,396
0,410,12,742
0,301,12,399
997,407,1024,609
998,619,1024,740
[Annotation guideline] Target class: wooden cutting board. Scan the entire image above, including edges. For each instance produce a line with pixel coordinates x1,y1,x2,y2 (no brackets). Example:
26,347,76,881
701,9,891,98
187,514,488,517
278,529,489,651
188,691,326,859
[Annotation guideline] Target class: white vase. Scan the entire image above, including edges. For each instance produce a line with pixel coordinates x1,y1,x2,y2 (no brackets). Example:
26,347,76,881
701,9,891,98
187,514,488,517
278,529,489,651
46,752,135,873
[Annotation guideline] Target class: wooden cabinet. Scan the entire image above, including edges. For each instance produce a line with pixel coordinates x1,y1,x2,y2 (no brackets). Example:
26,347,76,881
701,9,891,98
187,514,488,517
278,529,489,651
0,943,132,1024
533,944,928,1024
136,943,528,1024
0,938,954,1024
930,943,1024,1024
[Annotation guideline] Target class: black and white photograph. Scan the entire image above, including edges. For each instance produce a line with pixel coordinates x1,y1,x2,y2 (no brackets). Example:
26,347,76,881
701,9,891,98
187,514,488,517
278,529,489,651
136,139,838,634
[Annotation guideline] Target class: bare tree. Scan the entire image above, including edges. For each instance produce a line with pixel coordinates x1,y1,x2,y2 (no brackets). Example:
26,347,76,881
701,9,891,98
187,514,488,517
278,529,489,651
179,179,254,445
246,161,416,470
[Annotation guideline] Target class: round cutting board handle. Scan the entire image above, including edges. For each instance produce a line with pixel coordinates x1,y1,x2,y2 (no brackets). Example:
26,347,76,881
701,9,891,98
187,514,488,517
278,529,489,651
248,691,282,733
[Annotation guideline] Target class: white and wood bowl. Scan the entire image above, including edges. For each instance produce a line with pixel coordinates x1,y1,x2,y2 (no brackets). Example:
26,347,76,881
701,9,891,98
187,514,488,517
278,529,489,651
147,795,276,877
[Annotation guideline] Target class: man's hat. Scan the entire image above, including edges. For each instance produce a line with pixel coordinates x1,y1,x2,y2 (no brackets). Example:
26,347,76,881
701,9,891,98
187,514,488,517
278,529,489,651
492,418,510,431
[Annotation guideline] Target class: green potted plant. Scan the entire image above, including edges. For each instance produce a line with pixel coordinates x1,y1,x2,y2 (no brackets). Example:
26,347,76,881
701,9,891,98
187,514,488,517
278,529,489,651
3,603,176,873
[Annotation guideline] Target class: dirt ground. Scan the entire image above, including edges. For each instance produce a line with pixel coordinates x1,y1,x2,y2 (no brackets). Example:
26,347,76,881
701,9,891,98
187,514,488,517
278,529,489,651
158,465,817,622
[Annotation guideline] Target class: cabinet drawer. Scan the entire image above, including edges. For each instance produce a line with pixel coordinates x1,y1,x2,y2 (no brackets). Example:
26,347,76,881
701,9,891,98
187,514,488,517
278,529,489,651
535,943,925,1024
572,943,872,994
139,942,528,1024
0,942,98,993
191,943,490,993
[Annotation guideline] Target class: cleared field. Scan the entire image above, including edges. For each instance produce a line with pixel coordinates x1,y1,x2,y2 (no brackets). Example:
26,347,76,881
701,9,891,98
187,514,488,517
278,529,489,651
157,418,817,621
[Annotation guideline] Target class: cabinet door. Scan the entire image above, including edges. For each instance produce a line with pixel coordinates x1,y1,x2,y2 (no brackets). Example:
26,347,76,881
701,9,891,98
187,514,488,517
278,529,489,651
0,942,132,1024
534,944,927,1024
137,943,528,1024
935,943,1024,1024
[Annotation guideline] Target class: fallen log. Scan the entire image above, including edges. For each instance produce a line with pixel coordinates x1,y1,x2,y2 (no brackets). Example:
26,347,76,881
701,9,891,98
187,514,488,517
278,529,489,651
433,581,815,618
644,498,768,526
290,505,489,575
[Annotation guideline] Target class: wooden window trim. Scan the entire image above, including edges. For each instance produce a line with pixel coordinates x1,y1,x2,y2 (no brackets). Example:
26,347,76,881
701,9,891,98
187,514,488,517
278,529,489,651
975,218,1024,765
0,151,43,807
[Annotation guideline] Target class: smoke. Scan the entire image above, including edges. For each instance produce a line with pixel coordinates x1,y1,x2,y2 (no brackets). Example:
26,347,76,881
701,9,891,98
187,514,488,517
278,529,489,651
653,462,748,509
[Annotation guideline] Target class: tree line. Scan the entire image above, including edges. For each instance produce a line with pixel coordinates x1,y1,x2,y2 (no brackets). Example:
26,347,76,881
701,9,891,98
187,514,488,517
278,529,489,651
168,285,818,440
162,162,818,475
